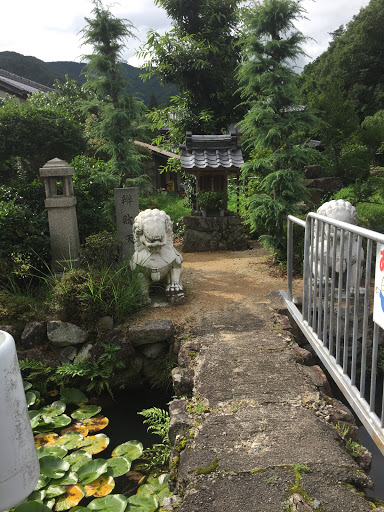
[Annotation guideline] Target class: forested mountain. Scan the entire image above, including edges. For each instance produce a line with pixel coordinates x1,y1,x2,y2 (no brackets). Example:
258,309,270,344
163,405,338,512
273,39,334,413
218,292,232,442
300,0,384,120
0,51,178,105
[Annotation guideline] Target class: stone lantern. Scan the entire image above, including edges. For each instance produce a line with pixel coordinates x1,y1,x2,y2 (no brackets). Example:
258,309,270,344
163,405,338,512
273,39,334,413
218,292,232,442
39,158,80,272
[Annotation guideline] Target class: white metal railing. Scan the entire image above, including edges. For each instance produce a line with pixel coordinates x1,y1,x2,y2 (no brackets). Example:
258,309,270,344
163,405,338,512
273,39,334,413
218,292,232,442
281,213,384,455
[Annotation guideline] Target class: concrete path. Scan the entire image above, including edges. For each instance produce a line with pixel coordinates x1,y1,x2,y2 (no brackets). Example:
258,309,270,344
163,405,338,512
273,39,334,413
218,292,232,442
168,295,377,512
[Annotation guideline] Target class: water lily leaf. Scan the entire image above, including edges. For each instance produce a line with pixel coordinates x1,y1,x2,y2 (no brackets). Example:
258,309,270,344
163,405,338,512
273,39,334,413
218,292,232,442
28,490,46,501
84,475,115,498
87,494,128,512
63,450,91,472
26,390,38,406
44,498,55,509
60,388,88,405
52,415,72,428
45,484,66,498
37,446,68,459
54,484,85,511
30,410,42,429
23,380,33,391
106,457,131,477
127,493,158,511
79,434,109,455
54,471,79,486
14,501,52,512
80,416,109,434
77,459,108,486
137,474,171,502
71,406,101,420
60,424,89,438
35,433,59,448
56,432,84,450
111,441,143,461
48,389,59,397
40,456,70,479
41,401,66,422
34,474,51,491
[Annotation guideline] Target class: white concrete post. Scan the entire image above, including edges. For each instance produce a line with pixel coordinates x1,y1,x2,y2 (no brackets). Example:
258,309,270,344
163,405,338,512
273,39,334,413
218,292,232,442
0,331,40,511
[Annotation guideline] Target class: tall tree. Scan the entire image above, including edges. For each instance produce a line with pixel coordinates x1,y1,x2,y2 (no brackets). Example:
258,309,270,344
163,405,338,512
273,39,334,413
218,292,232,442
140,0,244,135
237,0,318,262
81,0,145,186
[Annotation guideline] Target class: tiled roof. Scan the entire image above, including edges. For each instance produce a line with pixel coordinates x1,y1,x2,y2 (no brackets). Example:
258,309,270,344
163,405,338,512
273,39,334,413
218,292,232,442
180,132,244,170
0,69,53,98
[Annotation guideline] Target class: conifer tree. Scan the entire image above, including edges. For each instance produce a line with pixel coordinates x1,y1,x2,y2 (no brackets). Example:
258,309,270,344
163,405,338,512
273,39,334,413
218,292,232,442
81,0,145,186
237,0,318,262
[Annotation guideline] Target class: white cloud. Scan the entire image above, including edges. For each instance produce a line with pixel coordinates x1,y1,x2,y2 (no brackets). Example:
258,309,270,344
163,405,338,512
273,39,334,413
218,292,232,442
0,0,372,66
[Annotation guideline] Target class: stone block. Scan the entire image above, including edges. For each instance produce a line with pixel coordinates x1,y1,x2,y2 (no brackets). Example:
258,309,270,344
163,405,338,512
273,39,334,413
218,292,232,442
139,341,169,359
172,367,194,397
47,321,87,347
169,399,193,445
21,321,47,348
128,320,175,346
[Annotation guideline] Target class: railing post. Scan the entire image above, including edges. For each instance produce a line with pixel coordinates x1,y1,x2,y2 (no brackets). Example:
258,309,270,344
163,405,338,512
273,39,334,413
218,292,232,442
287,217,293,302
302,216,311,322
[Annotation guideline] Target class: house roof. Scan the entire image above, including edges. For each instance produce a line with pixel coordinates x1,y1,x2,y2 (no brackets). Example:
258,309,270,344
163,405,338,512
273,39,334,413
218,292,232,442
134,140,180,160
180,132,244,172
0,69,53,99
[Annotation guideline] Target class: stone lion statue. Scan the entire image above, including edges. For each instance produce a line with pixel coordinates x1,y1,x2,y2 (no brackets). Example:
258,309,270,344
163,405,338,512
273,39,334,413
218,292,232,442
130,209,184,304
313,199,364,291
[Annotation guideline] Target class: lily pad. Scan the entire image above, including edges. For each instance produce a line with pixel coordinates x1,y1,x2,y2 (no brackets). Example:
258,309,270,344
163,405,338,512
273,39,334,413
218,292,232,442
56,432,84,450
44,484,67,498
40,456,70,479
78,459,108,486
80,416,109,434
23,380,33,391
106,457,131,477
71,406,101,420
28,490,46,501
30,410,42,429
41,401,66,422
84,475,115,498
111,441,143,461
87,494,128,512
34,474,51,491
63,450,92,472
79,434,109,455
60,424,89,438
127,493,158,511
52,415,72,428
60,388,88,405
26,390,39,406
54,484,85,511
137,474,171,502
54,470,79,486
36,446,68,459
14,501,52,512
35,433,59,448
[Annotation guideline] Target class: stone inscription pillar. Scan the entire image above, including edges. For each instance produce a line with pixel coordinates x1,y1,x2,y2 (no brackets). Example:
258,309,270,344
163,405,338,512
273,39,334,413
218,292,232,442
39,158,80,272
114,188,139,261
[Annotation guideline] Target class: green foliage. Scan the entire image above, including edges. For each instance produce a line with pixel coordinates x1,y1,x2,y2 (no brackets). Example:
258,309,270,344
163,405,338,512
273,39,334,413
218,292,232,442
139,191,191,235
50,264,143,327
236,0,316,263
10,384,171,511
80,232,121,270
300,0,384,120
197,191,226,210
137,408,171,472
80,1,145,186
333,176,384,234
0,180,50,283
337,144,370,184
0,98,86,180
140,0,244,134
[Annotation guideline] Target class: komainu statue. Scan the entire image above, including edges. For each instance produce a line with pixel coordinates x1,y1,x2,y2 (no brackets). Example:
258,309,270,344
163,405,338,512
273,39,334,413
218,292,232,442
130,209,184,304
313,199,364,291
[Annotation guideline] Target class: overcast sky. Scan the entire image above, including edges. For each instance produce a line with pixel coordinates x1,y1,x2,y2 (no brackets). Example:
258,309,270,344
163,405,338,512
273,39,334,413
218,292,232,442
0,0,371,69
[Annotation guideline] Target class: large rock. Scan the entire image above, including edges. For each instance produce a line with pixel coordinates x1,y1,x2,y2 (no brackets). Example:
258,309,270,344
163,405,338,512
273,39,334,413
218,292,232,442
128,320,175,346
21,321,47,349
47,321,87,347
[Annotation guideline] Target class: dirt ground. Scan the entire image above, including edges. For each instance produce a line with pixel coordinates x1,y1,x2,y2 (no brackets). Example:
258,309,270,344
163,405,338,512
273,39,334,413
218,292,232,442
132,241,303,329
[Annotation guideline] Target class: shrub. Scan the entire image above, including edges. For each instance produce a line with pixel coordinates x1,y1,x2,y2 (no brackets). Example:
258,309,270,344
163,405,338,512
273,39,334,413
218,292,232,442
139,191,191,236
71,155,119,241
80,232,121,270
336,144,370,184
50,264,143,327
